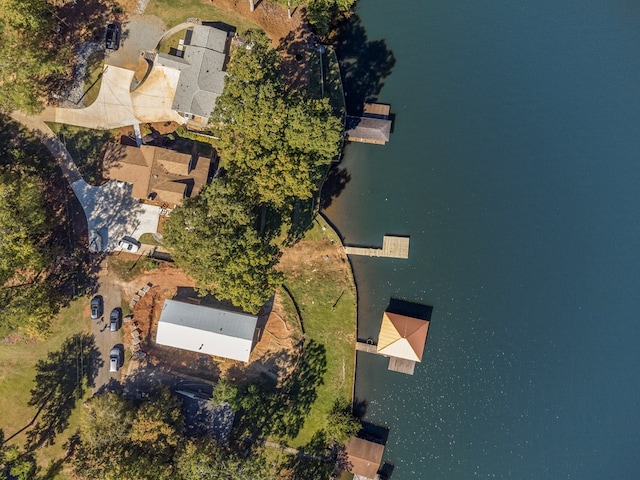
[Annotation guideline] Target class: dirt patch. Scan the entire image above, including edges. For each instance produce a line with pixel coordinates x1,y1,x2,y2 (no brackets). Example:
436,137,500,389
113,262,302,387
277,235,351,289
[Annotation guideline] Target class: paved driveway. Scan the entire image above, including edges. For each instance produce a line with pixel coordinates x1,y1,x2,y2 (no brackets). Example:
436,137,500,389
39,17,185,130
10,112,160,252
92,262,124,393
105,18,164,70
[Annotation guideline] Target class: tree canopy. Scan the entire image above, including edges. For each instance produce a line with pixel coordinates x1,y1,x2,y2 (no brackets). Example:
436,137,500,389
74,390,280,480
0,168,57,337
163,179,282,313
0,0,71,112
210,31,342,209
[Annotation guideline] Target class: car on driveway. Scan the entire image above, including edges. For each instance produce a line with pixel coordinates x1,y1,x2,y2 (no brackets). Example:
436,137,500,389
119,236,141,253
109,346,123,372
109,308,122,332
90,295,103,319
105,23,120,50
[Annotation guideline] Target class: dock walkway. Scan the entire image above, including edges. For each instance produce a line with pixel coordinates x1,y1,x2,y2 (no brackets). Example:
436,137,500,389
355,340,416,375
344,235,409,259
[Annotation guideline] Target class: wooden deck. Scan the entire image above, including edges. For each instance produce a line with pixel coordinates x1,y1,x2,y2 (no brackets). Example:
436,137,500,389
356,341,377,353
356,341,417,375
387,357,416,375
344,236,409,259
363,102,391,118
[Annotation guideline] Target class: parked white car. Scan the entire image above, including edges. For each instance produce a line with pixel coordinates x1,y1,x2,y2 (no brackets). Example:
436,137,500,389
118,236,141,253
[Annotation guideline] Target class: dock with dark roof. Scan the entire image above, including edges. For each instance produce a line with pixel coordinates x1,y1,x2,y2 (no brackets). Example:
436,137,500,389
345,102,393,145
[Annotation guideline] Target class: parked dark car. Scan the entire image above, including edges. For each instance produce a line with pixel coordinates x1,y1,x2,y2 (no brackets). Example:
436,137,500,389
105,23,120,50
109,308,122,332
109,346,123,372
90,295,103,319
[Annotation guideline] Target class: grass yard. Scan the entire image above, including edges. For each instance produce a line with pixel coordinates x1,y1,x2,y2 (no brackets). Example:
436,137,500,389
107,255,161,282
82,51,105,107
46,123,115,185
139,232,163,246
0,298,91,478
308,46,346,116
278,215,356,447
145,0,260,31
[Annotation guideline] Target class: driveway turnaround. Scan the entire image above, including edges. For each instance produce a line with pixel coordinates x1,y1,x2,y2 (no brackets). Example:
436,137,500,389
40,64,184,130
39,17,185,130
10,112,160,252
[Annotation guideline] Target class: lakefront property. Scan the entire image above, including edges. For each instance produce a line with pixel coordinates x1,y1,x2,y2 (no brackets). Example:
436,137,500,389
0,0,413,479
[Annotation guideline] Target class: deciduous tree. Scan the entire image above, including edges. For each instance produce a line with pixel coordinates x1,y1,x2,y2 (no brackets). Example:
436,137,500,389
164,180,282,313
0,0,71,112
210,32,342,209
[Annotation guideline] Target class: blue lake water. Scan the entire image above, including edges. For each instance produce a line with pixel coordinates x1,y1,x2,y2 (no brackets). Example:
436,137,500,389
324,1,640,478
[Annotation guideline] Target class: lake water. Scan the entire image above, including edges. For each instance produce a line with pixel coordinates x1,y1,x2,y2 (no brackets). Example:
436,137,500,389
324,1,640,478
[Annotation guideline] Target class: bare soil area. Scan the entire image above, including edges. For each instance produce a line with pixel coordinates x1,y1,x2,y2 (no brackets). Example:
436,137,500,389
109,262,303,387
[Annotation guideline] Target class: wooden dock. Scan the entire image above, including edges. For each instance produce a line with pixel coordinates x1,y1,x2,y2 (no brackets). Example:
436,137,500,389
356,341,377,353
388,357,416,375
344,236,409,259
355,340,416,375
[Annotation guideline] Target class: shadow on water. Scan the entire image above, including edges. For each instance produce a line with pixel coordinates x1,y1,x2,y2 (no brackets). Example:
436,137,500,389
386,298,434,322
332,14,396,114
320,165,351,210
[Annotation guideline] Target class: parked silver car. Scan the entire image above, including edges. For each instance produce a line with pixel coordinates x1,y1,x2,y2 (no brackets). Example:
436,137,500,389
90,295,103,319
109,346,123,372
109,308,122,332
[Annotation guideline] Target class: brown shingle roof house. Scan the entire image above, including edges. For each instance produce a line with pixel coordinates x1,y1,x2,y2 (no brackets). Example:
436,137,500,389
103,143,211,206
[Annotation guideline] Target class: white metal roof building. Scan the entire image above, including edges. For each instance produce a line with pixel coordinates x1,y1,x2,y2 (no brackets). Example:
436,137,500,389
155,300,257,362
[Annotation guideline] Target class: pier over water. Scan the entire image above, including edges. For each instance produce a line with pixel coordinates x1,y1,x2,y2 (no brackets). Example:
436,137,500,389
344,235,409,259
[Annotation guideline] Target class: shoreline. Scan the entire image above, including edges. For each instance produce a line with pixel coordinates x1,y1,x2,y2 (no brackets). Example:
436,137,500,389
318,211,359,405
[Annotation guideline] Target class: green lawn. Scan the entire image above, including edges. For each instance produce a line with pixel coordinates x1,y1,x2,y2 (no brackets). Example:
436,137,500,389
279,216,356,447
139,232,163,246
145,0,260,31
82,51,105,107
46,123,115,185
107,255,161,282
0,298,91,478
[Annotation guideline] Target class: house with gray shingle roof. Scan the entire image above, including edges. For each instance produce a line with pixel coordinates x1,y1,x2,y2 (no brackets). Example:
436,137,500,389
155,25,230,125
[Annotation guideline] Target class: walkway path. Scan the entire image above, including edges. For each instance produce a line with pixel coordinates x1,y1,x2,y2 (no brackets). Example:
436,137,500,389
10,112,160,252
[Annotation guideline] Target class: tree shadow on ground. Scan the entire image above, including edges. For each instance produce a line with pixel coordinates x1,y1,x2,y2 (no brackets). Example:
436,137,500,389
320,165,351,210
54,125,115,186
286,431,348,480
332,14,396,114
286,195,318,244
234,340,327,441
277,19,316,92
272,340,327,439
24,334,100,450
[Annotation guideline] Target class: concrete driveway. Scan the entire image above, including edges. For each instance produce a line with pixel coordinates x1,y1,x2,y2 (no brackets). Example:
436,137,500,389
105,17,164,70
39,16,185,130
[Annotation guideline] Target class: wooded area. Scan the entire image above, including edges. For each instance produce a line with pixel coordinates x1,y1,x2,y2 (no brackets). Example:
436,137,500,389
164,31,343,313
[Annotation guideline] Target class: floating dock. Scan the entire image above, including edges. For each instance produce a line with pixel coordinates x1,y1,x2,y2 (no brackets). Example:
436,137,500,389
344,235,409,259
